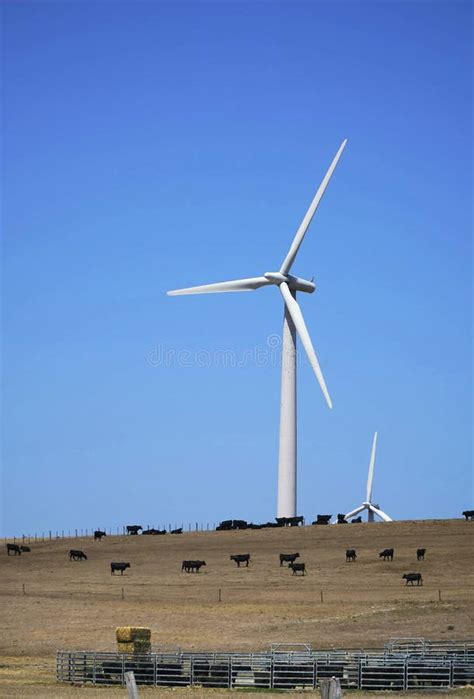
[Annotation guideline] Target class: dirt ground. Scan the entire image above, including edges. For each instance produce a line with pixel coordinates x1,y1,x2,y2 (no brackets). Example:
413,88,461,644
1,518,473,695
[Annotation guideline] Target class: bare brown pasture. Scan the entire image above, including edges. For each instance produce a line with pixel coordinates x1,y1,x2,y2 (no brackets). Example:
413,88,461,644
1,518,473,694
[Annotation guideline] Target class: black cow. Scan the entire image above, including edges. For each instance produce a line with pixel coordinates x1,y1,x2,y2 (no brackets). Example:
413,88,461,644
233,519,248,530
216,519,233,531
230,554,250,567
142,528,158,535
312,515,332,525
462,510,474,521
346,549,357,562
279,552,300,567
289,562,306,576
403,572,423,586
69,549,87,561
379,548,394,561
275,516,304,527
111,562,130,575
351,516,362,523
20,545,31,552
126,525,142,535
337,514,348,524
94,530,106,540
417,548,426,560
171,528,183,534
216,519,248,531
6,543,21,556
182,560,206,573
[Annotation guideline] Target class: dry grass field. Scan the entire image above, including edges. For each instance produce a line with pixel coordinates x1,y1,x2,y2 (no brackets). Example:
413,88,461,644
1,518,473,696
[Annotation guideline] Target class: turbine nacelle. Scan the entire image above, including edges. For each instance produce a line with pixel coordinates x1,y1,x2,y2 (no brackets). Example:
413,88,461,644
264,272,316,294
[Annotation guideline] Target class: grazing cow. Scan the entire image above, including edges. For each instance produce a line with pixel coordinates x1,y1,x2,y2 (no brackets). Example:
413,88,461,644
346,549,357,562
69,549,87,561
230,554,250,568
351,516,362,524
20,546,31,552
312,515,332,525
403,573,423,586
276,516,304,527
337,514,348,524
126,525,142,535
181,560,206,573
216,520,233,531
379,548,394,561
462,510,474,521
233,519,248,530
6,543,21,556
279,553,300,567
94,530,106,540
171,528,183,534
111,562,130,575
216,519,248,531
289,562,306,576
417,548,426,561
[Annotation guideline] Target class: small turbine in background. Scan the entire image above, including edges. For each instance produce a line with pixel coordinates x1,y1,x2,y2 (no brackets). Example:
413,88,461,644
344,432,393,522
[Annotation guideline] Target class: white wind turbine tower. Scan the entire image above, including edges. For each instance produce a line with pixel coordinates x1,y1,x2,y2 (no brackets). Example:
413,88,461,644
344,432,393,522
168,140,347,518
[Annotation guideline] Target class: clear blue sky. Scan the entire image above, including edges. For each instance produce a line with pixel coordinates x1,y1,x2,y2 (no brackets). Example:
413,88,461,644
1,1,472,536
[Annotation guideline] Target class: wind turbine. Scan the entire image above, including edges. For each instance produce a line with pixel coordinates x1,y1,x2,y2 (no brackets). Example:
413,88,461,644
344,432,393,522
167,140,347,517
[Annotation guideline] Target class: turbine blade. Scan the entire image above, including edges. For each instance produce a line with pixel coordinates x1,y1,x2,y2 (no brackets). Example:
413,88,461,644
280,139,347,275
344,505,366,520
279,282,332,409
366,431,378,502
369,505,392,522
167,276,271,296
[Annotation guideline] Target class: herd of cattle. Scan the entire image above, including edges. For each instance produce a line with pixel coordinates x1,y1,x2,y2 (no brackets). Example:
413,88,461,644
92,513,474,539
6,537,428,585
6,513,470,584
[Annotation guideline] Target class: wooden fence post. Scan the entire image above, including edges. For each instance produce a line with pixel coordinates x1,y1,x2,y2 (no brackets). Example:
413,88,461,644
320,677,342,699
218,588,222,602
125,670,140,698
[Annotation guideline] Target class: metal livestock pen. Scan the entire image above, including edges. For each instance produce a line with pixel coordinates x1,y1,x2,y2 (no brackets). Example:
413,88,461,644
57,641,474,690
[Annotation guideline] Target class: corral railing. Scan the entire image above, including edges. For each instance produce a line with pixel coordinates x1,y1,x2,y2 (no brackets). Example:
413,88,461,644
385,637,474,658
57,647,474,690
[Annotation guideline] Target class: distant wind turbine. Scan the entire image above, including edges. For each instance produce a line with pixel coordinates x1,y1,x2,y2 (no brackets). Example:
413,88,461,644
344,432,393,522
168,141,347,517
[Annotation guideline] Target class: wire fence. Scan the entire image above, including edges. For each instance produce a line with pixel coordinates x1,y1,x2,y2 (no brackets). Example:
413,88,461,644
57,645,474,690
3,523,219,542
2,581,473,606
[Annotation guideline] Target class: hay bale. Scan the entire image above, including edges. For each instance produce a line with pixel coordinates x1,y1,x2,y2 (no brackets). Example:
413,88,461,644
116,626,151,643
117,640,151,654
